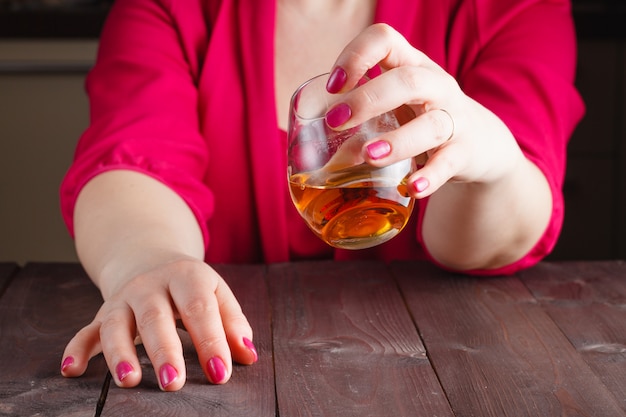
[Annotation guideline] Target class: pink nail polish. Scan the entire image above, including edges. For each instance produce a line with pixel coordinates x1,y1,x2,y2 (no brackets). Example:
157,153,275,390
366,141,391,160
61,356,74,373
326,103,352,128
115,361,134,382
159,363,178,389
413,177,430,193
243,337,258,363
326,67,347,93
207,357,227,384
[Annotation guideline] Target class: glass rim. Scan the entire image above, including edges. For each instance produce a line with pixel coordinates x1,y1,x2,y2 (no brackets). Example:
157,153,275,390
289,72,333,122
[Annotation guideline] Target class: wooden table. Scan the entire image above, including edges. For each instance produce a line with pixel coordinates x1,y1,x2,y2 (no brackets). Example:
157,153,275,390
0,260,624,416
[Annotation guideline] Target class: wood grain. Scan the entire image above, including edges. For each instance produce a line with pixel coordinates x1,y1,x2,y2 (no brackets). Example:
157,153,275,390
100,263,276,417
392,261,625,417
519,261,626,412
268,260,454,417
3,260,625,416
0,263,107,417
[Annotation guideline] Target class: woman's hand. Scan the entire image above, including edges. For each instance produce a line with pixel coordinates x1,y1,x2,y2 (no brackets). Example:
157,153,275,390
323,23,526,199
59,171,257,391
324,23,552,271
61,257,256,391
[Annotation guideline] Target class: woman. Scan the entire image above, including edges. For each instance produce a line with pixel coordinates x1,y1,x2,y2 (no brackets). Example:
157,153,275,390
59,0,584,391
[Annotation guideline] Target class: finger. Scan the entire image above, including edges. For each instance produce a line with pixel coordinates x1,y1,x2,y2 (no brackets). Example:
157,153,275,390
329,23,431,91
214,278,257,366
131,291,186,391
61,320,104,377
327,66,455,131
98,301,143,387
169,264,232,385
363,108,456,167
408,142,465,199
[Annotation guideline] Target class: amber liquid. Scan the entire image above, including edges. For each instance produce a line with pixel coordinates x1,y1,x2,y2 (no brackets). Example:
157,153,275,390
289,166,414,249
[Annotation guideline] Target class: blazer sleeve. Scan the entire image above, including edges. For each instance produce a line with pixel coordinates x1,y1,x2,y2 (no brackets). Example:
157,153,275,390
60,0,214,249
419,0,585,275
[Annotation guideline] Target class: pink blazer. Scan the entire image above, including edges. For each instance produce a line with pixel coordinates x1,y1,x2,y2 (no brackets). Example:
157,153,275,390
61,0,584,275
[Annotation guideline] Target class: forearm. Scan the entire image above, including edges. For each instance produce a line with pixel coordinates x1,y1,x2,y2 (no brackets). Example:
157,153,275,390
73,170,206,299
421,155,552,272
66,170,256,388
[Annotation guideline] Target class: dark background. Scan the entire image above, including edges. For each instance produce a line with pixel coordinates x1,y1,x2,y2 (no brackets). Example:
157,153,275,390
0,0,624,39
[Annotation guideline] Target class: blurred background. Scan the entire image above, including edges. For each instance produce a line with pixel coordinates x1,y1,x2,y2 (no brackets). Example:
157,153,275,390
0,0,625,264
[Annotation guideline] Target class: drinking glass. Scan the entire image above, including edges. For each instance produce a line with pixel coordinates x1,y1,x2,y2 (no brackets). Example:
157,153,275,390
287,73,416,250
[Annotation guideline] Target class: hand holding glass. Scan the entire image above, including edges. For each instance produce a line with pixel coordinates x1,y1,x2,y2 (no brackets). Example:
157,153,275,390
287,73,416,249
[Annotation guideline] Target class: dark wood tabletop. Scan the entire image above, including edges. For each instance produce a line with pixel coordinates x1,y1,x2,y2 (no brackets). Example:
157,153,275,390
0,260,624,416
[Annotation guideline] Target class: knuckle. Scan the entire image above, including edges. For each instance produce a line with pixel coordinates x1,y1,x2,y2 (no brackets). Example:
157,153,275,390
168,258,208,278
371,22,396,39
357,86,380,108
387,129,410,157
227,314,252,332
397,66,421,92
148,343,178,364
180,297,213,321
194,335,223,354
97,303,130,335
136,306,170,332
427,111,450,143
172,259,219,289
99,314,125,336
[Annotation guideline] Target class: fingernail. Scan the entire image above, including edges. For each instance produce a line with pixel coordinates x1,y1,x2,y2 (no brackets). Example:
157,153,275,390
243,337,258,363
326,66,347,93
366,140,391,160
115,361,134,382
61,356,74,373
413,177,430,193
325,103,352,128
159,363,178,389
207,357,227,384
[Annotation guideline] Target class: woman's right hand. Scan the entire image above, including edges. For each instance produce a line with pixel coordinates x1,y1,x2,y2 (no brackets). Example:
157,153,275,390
61,256,257,391
59,170,257,391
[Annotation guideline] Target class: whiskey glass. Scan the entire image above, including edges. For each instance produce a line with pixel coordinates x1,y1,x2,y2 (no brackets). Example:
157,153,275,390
287,73,415,249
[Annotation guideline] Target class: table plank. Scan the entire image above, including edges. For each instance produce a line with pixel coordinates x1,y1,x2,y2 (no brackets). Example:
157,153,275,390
519,261,626,412
268,260,454,417
392,261,625,417
0,263,108,417
100,263,276,417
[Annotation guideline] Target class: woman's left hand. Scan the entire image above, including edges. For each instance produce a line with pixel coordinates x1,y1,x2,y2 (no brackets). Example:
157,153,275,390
323,23,553,271
323,23,526,199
